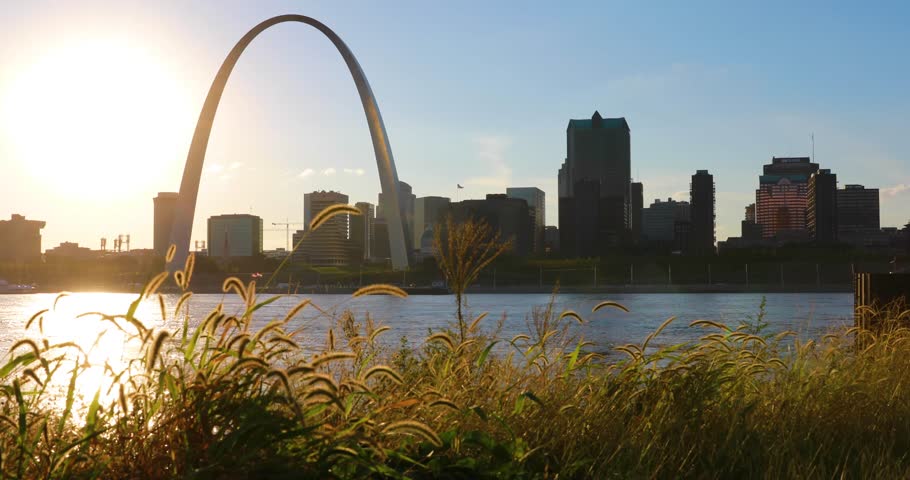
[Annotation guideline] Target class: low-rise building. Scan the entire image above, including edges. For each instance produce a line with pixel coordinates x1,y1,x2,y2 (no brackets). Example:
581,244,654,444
207,214,263,258
0,214,45,262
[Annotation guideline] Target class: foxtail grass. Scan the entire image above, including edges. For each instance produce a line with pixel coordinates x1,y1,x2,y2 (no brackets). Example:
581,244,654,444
2,269,910,478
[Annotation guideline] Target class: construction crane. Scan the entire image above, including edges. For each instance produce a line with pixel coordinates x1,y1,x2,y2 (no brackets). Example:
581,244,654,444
271,221,305,251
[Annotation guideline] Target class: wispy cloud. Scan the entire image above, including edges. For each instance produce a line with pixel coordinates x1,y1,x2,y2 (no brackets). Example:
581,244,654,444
464,135,513,189
882,183,910,197
204,161,243,180
203,162,236,182
299,166,363,180
203,163,224,175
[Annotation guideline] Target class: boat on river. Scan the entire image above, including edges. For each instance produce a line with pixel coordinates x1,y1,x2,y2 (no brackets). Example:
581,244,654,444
0,279,37,294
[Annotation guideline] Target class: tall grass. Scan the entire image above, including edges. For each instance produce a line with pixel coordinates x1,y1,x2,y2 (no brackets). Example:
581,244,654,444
2,213,910,478
3,277,910,478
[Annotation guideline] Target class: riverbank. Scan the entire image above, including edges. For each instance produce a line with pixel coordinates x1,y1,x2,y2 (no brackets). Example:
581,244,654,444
213,282,853,295
25,282,853,295
0,283,906,478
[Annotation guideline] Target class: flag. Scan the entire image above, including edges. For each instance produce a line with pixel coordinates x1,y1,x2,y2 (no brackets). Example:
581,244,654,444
457,184,464,189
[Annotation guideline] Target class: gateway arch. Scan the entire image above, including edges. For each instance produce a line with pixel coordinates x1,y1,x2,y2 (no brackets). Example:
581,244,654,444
168,14,409,271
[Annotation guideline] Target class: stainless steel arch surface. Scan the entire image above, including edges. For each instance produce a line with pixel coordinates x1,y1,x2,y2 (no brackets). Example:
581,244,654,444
168,14,408,271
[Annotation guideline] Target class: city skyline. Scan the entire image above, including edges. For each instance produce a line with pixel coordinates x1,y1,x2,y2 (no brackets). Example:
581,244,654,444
2,1,910,251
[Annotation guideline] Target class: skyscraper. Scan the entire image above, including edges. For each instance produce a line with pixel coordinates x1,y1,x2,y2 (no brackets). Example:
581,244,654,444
544,226,560,254
378,180,415,255
295,191,353,266
449,194,533,256
807,169,838,243
630,182,644,243
642,198,690,244
506,187,545,255
689,170,715,255
742,203,762,241
153,192,179,257
837,185,880,245
350,202,374,261
413,196,451,249
371,219,391,262
755,157,819,238
558,111,631,257
206,214,263,258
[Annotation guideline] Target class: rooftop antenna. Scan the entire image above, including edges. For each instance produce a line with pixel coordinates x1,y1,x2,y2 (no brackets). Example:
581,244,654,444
811,133,815,162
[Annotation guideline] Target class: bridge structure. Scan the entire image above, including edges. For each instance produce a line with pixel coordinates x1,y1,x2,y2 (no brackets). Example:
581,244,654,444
168,14,409,272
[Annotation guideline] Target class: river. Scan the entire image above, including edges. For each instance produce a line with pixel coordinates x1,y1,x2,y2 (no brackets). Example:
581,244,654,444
0,292,854,358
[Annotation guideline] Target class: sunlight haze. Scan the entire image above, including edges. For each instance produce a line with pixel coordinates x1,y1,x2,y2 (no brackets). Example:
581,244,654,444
1,0,908,251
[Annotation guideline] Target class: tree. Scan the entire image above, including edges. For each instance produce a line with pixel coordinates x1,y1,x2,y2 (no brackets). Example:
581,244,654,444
434,215,512,341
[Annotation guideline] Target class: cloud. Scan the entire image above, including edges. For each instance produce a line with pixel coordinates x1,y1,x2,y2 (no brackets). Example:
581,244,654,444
203,163,236,182
464,135,513,189
882,183,910,197
203,163,224,175
322,168,336,176
636,173,689,203
298,168,314,178
343,168,365,176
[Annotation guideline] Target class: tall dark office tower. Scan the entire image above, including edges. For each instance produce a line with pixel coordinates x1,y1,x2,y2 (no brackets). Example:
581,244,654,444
413,196,451,249
371,219,391,262
377,180,415,255
631,182,644,243
153,192,179,257
506,187,545,254
755,157,819,238
642,198,690,244
544,226,560,254
557,111,631,257
449,194,533,256
741,203,762,241
807,169,838,243
689,170,715,255
350,202,375,261
837,185,880,245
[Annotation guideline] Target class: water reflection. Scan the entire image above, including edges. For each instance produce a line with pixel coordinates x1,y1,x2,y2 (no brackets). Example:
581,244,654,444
0,291,855,418
15,293,166,418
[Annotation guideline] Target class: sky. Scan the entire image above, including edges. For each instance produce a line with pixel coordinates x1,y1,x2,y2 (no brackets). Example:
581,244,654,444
1,0,909,251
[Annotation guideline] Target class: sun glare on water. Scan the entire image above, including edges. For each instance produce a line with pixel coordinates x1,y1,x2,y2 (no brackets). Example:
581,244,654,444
1,39,194,199
30,293,167,418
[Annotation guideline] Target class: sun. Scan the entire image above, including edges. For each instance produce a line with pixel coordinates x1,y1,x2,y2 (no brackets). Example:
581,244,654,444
1,39,195,199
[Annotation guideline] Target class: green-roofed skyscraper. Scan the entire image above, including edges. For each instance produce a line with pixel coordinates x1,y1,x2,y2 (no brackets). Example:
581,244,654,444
558,111,631,257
